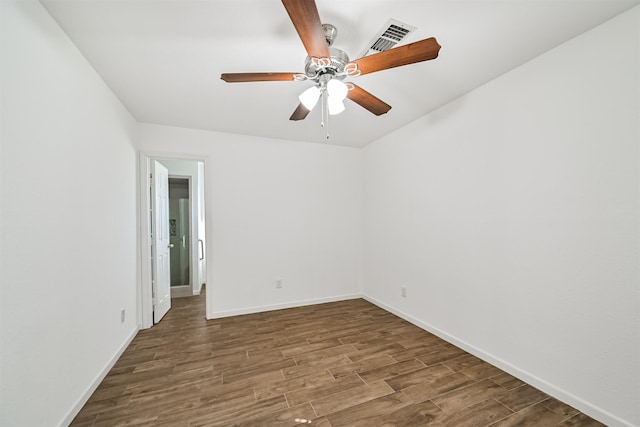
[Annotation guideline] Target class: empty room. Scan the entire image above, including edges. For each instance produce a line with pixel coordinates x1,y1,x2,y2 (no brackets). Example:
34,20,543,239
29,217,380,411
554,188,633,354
1,0,638,426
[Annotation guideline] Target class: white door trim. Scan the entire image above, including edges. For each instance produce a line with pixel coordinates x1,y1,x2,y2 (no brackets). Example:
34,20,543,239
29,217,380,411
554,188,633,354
137,151,212,329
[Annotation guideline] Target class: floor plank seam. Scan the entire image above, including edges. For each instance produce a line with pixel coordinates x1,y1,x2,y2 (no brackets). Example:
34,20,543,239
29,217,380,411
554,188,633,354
427,398,444,414
491,396,516,414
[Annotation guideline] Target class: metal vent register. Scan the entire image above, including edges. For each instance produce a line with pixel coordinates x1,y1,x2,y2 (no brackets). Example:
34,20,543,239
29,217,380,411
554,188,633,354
359,18,417,57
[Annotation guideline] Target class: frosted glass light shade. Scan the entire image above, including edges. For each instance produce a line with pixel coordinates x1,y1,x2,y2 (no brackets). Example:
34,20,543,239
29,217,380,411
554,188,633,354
328,97,345,115
326,79,348,101
299,86,321,110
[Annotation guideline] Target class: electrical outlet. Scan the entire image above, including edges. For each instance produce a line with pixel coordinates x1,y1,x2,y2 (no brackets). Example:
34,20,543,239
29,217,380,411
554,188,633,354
275,278,283,289
401,287,407,298
121,309,126,323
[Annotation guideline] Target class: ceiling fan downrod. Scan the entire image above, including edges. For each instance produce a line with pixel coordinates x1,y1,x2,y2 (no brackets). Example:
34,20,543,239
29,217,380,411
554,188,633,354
322,23,337,46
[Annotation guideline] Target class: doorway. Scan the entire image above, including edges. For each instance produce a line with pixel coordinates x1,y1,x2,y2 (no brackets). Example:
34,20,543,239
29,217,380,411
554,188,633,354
138,153,209,328
168,177,192,297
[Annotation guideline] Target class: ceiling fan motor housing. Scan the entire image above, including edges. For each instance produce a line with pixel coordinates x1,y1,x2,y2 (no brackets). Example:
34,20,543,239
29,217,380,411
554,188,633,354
304,47,350,81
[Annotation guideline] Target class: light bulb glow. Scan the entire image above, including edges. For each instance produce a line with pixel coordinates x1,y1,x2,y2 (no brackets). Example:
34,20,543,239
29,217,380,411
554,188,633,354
299,86,321,110
326,79,348,101
328,97,345,115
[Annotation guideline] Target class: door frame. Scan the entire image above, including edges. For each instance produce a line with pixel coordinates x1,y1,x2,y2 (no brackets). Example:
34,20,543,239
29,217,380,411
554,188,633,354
137,151,211,329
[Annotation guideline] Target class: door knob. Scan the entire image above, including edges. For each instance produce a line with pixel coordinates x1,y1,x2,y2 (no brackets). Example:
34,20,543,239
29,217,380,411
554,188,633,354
168,243,174,248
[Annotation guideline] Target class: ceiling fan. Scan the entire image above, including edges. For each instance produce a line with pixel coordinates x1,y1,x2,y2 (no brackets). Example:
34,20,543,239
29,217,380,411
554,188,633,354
220,0,441,130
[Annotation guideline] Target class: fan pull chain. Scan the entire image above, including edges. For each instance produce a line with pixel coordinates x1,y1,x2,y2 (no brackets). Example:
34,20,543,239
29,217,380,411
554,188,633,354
320,89,326,128
321,89,330,140
325,107,330,140
326,115,330,140
322,88,329,139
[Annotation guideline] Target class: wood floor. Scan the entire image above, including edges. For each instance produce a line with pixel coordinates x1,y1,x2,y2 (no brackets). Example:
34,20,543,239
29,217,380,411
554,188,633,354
72,290,606,426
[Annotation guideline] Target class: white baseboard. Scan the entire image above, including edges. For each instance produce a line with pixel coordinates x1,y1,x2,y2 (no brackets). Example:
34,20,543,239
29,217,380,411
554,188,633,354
193,282,204,296
58,327,138,427
170,285,192,298
208,293,363,319
362,295,635,427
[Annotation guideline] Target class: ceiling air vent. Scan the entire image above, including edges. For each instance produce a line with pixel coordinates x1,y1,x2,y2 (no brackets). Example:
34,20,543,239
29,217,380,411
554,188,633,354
358,18,417,58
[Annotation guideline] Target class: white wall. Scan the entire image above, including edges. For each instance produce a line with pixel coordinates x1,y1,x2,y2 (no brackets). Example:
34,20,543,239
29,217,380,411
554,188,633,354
0,2,138,426
363,7,639,427
137,124,363,318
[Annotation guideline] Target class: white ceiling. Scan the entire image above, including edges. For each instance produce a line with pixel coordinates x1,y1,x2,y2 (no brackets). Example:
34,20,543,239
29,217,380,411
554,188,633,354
41,0,638,148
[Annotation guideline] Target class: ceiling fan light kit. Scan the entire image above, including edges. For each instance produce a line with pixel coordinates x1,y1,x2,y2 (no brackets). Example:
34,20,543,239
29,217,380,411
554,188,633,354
328,97,345,116
299,86,321,110
326,79,348,100
221,0,441,139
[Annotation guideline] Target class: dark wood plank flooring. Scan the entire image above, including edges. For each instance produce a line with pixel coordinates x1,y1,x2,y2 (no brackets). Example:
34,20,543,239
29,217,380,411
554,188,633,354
71,290,606,426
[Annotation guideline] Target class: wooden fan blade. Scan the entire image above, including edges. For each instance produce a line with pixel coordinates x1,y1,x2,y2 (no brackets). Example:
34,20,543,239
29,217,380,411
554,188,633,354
289,103,311,121
221,72,298,83
282,0,330,59
353,37,441,76
346,84,391,116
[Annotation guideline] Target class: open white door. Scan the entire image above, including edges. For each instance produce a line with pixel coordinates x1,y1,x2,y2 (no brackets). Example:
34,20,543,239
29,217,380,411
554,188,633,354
151,160,171,323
